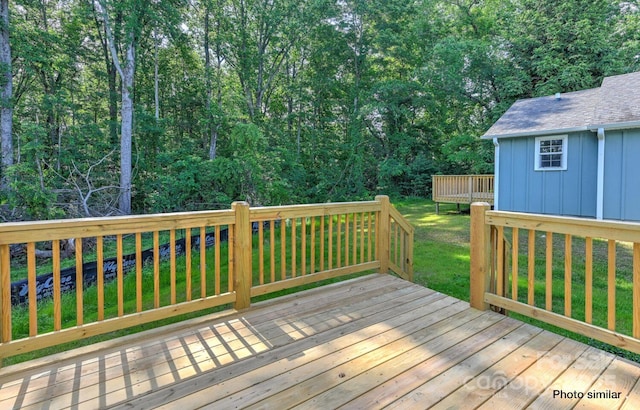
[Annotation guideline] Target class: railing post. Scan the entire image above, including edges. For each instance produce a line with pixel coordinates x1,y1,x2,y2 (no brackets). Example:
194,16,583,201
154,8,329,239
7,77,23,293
470,202,492,311
376,195,390,274
232,201,252,310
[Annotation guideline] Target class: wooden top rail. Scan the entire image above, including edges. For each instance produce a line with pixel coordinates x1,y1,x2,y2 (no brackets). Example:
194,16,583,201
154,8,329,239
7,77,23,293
0,209,236,244
486,210,640,243
249,201,381,221
389,205,415,236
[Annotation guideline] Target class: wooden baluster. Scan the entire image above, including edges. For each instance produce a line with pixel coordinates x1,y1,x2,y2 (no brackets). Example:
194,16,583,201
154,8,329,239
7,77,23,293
360,212,365,264
76,238,84,325
136,233,142,312
512,228,519,301
367,212,372,262
328,216,333,270
344,214,349,267
585,237,593,324
291,218,297,277
310,216,316,275
228,224,234,292
97,236,105,319
545,233,553,311
200,227,206,298
564,234,572,317
170,230,176,305
394,221,399,266
281,219,286,280
634,243,640,339
400,224,406,272
186,228,192,301
320,215,325,272
53,240,61,330
608,240,616,331
153,231,160,308
27,242,37,336
270,221,275,282
528,230,535,306
352,213,357,265
117,234,124,316
301,218,307,276
496,226,504,297
215,226,221,295
337,215,342,268
259,222,264,285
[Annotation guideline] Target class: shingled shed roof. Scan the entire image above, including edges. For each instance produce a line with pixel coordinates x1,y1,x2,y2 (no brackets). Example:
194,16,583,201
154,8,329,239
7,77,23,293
483,71,640,139
594,71,640,125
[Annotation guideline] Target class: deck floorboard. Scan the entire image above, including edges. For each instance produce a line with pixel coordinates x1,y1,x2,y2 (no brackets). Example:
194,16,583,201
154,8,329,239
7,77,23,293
1,274,640,409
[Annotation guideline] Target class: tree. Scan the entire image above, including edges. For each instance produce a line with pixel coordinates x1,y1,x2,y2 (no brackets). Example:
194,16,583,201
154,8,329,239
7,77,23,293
203,0,226,159
91,1,119,144
499,0,622,97
223,0,302,122
96,0,138,214
0,0,12,187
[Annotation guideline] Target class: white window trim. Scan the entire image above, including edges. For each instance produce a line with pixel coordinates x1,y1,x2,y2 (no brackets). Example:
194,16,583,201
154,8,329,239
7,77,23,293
534,135,568,171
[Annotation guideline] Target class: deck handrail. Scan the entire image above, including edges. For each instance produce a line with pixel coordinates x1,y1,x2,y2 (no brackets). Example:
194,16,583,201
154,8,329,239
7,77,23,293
470,202,640,355
0,196,413,365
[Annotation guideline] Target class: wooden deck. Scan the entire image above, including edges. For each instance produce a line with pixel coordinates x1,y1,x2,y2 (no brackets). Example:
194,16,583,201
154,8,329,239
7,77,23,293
432,175,494,212
2,274,640,409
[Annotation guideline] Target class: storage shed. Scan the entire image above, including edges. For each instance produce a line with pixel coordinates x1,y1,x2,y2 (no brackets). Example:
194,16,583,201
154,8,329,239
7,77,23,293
483,71,640,222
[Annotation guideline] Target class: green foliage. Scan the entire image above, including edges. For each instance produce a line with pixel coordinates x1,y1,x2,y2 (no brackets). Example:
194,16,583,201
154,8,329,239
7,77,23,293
441,134,494,174
3,123,62,220
499,0,622,96
140,152,233,212
138,122,292,212
2,0,640,218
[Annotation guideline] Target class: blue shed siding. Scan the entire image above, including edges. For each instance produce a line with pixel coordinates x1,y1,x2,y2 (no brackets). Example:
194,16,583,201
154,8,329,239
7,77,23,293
498,132,598,217
603,129,640,221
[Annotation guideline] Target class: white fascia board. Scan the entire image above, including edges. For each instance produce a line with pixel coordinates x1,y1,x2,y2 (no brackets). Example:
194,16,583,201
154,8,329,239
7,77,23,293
589,120,640,132
481,126,590,140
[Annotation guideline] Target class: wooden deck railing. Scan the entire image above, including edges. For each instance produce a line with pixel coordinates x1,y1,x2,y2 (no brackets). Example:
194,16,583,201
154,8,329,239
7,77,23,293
470,202,640,355
0,195,412,365
432,175,494,212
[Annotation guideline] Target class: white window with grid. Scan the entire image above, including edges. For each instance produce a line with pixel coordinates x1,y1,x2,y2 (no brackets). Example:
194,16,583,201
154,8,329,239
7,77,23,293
535,135,567,171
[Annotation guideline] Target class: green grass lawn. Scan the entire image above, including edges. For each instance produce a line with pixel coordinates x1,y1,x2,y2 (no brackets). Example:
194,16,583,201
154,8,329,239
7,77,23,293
392,198,472,301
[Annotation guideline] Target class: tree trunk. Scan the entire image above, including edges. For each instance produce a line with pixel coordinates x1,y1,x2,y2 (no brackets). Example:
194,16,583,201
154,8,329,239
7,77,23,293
92,2,119,144
204,6,214,159
154,28,160,121
0,0,12,187
97,0,135,214
205,3,223,160
108,63,118,144
119,42,134,214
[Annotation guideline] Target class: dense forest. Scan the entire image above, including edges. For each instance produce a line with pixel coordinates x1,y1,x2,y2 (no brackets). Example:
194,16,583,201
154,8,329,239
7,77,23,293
0,0,638,219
